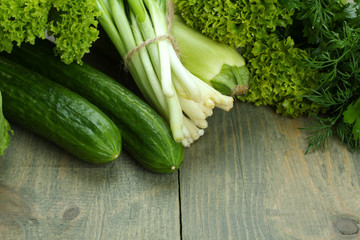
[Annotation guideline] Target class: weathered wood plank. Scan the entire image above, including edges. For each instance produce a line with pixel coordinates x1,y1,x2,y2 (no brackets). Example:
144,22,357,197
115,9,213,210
0,125,180,240
180,101,360,240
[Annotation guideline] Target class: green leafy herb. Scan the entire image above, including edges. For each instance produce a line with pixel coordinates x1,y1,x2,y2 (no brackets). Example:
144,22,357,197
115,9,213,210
343,97,360,140
302,115,335,153
0,0,100,64
173,0,294,49
239,34,321,117
287,0,360,152
0,91,13,156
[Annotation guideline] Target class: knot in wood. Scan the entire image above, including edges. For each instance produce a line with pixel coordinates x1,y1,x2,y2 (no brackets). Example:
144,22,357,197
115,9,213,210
335,218,359,236
63,206,80,221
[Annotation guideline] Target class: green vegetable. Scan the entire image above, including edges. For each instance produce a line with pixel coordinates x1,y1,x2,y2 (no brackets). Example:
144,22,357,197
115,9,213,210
173,0,293,49
173,0,322,117
173,0,360,151
171,15,249,96
0,91,12,156
0,0,100,64
285,0,360,152
7,41,184,173
0,56,122,163
244,34,322,117
343,98,360,141
95,0,234,146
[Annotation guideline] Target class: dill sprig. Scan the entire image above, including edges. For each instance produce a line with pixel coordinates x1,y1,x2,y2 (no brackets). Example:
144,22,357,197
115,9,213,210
287,0,360,152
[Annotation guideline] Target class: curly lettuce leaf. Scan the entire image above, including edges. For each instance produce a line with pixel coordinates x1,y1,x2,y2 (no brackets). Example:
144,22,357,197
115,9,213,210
0,0,100,64
174,0,294,48
0,0,52,53
238,34,322,117
0,91,12,156
48,0,101,64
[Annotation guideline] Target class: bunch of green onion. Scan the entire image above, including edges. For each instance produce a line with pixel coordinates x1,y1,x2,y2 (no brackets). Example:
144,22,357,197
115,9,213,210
96,0,234,146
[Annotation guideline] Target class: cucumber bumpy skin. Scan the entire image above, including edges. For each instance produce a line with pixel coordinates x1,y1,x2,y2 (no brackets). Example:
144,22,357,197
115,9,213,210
8,41,184,173
0,56,122,164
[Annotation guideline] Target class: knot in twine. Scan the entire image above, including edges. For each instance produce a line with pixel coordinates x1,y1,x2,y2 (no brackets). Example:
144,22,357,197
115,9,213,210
124,1,179,69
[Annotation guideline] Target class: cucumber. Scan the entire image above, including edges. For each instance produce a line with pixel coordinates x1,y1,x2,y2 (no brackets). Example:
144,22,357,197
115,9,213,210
0,56,122,164
8,41,184,173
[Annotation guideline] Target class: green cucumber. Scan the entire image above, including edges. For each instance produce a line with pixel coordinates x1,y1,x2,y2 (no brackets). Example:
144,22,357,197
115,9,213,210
8,41,184,173
0,56,121,164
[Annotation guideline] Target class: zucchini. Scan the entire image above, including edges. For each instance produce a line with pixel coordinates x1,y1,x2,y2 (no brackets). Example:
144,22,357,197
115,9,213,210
8,41,184,173
0,56,121,164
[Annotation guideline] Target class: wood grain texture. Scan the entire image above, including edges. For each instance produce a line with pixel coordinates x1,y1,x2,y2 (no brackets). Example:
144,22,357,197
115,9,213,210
180,102,360,240
0,126,180,240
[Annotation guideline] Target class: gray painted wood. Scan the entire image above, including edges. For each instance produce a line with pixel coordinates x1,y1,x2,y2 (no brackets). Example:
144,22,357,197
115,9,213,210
180,102,360,240
0,126,180,240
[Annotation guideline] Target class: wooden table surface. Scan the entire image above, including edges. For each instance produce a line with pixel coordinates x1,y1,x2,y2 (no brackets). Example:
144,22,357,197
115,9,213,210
0,51,360,240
